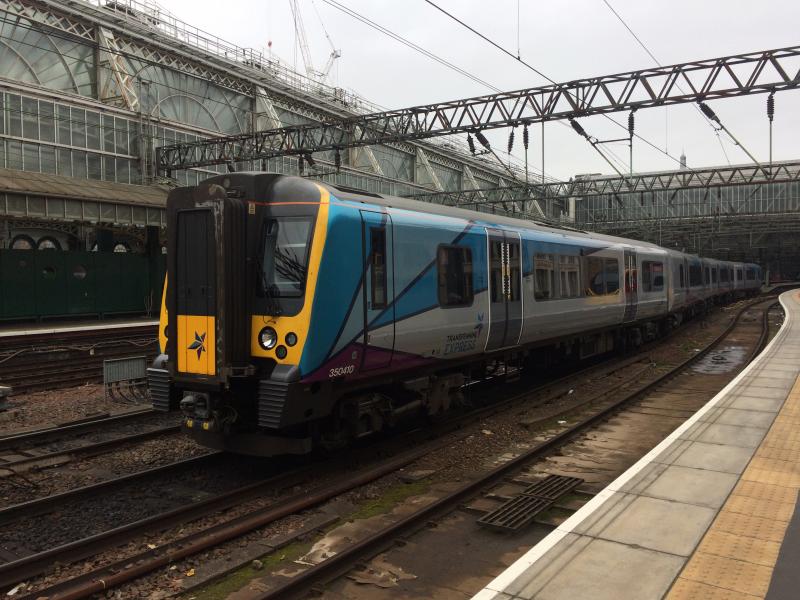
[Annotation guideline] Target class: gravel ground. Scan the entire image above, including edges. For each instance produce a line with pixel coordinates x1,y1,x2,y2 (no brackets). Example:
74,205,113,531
0,452,284,556
0,383,148,435
0,432,208,508
10,302,753,599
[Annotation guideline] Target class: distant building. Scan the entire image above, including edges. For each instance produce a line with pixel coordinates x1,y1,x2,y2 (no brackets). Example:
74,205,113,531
0,0,538,252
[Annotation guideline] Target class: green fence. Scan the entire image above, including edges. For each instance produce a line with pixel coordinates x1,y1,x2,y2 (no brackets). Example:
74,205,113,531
0,249,165,320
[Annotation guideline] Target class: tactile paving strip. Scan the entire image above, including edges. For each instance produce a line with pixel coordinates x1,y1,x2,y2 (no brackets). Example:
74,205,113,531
666,375,800,600
668,577,762,600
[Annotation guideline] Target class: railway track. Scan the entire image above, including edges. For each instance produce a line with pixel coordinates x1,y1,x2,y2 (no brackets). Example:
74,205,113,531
250,297,779,600
0,409,180,476
0,407,155,449
0,350,655,591
5,296,778,600
0,325,158,394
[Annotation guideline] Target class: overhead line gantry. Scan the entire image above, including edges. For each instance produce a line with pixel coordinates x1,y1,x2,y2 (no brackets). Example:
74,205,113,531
407,159,800,208
158,44,800,174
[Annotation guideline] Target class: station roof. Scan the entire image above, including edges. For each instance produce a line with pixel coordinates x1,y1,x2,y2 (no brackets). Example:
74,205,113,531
0,169,171,207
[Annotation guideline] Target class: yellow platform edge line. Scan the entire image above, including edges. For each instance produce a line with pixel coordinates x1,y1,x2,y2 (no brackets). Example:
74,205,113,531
665,374,800,600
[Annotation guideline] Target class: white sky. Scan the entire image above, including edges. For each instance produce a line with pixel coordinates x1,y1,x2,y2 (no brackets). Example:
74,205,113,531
161,0,800,181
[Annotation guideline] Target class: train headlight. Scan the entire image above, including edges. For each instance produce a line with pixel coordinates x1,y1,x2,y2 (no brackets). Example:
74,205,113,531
275,345,288,359
285,332,298,347
258,327,278,350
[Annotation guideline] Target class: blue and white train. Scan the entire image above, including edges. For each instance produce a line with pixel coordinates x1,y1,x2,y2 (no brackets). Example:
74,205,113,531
149,173,762,455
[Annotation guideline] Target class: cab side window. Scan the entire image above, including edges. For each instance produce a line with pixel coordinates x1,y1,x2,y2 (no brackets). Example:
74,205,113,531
370,228,387,309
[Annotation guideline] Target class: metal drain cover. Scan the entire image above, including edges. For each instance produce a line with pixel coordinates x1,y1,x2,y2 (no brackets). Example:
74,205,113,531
477,475,584,532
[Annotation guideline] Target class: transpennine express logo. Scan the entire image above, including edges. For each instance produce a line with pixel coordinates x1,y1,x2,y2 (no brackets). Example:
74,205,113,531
474,312,484,336
188,331,206,359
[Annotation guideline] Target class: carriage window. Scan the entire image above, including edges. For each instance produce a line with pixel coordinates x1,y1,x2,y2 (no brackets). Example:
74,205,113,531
489,240,503,303
737,268,743,281
720,268,729,283
605,259,620,294
679,264,685,288
534,253,555,300
689,264,702,287
437,246,473,307
585,257,606,295
559,255,580,298
746,268,755,280
508,242,521,302
370,228,387,309
712,267,717,283
642,261,664,292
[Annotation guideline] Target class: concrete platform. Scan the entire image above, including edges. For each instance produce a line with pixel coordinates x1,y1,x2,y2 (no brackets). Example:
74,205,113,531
0,318,158,338
473,290,800,600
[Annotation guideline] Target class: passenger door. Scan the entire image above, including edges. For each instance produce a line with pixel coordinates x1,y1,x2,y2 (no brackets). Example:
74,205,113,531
361,211,394,370
485,228,523,352
174,209,217,377
623,248,638,322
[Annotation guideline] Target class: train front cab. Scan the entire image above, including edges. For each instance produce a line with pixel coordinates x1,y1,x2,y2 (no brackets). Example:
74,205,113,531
148,173,330,455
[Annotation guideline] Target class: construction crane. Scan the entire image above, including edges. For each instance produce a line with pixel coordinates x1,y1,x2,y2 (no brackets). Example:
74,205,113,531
289,0,341,84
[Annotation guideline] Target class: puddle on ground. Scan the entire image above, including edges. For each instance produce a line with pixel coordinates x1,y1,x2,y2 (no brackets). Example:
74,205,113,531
691,345,747,374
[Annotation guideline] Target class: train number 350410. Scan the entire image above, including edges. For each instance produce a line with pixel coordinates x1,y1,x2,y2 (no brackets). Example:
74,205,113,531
329,365,355,378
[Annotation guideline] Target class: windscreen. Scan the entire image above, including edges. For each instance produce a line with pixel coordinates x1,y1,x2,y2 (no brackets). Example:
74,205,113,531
260,217,313,297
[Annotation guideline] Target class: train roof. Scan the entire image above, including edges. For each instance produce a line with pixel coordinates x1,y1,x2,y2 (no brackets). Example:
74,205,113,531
202,172,739,261
318,179,669,252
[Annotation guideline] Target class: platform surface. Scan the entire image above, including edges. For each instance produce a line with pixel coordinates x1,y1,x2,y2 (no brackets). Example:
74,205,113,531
474,290,800,600
0,318,159,338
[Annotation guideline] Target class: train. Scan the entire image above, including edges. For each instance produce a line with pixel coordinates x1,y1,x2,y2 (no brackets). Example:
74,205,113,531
148,172,762,455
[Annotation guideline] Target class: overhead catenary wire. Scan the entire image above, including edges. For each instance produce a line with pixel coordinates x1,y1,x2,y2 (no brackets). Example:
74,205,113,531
319,0,558,183
600,0,752,165
321,0,501,92
423,0,696,172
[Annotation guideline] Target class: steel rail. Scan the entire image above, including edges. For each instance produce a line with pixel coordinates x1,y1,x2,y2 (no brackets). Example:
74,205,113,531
16,296,775,600
0,457,315,588
0,453,220,526
0,424,180,473
752,301,780,359
0,408,156,450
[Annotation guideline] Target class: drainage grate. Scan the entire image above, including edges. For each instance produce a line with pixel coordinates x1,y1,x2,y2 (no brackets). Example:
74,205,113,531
477,475,584,532
522,474,584,501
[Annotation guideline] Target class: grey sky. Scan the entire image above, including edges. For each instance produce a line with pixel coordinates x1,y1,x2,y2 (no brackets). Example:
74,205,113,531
162,0,799,181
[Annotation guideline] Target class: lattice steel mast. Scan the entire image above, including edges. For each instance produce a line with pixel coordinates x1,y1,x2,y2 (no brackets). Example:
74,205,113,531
158,44,800,173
